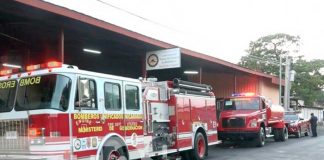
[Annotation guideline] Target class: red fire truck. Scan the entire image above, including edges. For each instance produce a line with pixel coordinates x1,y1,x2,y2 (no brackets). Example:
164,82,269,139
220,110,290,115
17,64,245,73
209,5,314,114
217,93,288,147
0,61,219,160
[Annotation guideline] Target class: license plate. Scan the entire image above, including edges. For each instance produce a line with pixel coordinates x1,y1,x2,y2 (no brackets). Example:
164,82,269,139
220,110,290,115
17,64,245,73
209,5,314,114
5,131,18,139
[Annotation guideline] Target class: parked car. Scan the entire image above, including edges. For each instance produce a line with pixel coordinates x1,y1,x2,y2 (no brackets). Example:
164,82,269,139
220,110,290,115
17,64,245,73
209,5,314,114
284,112,310,138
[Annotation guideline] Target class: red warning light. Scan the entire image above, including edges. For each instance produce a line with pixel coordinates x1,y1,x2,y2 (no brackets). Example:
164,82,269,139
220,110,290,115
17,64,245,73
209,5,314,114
26,61,62,71
232,92,256,97
43,61,62,68
26,64,41,71
0,68,19,76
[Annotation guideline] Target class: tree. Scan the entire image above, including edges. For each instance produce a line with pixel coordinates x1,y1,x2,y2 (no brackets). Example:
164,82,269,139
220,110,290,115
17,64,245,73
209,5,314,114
239,33,300,75
239,33,324,107
291,58,324,106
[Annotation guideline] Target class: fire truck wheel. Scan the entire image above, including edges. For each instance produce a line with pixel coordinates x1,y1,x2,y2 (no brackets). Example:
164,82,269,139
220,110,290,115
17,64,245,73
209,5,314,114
192,132,207,160
278,126,289,142
273,128,280,142
295,127,301,138
255,127,266,147
102,146,127,160
101,138,127,160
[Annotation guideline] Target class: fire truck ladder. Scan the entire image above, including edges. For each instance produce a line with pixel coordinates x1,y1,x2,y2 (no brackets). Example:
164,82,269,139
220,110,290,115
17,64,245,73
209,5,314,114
172,78,213,96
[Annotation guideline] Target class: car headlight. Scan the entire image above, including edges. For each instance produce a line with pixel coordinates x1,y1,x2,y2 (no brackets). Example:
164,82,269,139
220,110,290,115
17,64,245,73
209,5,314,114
250,119,258,128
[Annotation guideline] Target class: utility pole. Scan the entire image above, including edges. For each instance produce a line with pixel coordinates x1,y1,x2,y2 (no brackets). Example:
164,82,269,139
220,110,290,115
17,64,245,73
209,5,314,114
279,56,282,105
284,56,291,110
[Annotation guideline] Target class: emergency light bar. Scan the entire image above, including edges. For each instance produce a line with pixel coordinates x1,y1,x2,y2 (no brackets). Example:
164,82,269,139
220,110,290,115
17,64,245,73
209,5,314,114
232,92,256,97
26,61,62,71
0,68,19,76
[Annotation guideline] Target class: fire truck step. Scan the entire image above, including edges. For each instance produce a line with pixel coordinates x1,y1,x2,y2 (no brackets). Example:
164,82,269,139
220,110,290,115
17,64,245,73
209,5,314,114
266,135,274,138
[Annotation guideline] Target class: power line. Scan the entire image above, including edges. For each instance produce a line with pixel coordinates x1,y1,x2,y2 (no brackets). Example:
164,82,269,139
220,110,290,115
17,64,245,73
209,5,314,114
242,55,281,66
96,0,180,32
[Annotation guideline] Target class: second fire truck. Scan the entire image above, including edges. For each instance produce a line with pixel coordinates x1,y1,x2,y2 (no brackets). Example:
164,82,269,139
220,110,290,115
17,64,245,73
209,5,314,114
217,93,288,147
0,61,219,160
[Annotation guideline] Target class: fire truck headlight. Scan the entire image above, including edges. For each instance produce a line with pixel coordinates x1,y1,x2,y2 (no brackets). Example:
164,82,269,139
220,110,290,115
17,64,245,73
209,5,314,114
250,119,258,128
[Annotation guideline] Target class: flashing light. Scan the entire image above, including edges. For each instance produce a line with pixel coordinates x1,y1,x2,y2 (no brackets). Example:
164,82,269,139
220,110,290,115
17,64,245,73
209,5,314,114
43,61,62,68
28,128,44,137
26,64,41,71
0,68,19,76
232,92,256,97
26,61,62,71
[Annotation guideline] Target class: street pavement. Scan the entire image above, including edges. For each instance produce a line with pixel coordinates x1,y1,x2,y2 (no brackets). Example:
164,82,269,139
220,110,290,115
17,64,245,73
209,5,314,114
207,126,324,160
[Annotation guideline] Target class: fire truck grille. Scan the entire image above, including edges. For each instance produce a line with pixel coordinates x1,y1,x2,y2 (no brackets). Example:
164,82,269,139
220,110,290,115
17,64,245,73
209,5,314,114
222,117,245,128
0,119,28,151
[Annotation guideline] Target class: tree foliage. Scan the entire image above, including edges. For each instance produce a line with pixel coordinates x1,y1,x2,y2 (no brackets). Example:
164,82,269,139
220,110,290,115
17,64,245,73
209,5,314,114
291,58,324,106
239,33,324,106
239,33,300,76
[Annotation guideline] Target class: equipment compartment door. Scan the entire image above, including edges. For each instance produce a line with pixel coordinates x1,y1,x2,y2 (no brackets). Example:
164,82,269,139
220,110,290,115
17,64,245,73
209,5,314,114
176,97,192,149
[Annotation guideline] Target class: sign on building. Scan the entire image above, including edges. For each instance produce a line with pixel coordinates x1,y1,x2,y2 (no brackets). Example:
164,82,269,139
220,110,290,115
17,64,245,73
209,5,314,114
146,48,181,70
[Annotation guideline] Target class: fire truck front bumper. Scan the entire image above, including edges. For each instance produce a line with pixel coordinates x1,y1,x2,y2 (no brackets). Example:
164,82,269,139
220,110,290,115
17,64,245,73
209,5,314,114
218,131,259,141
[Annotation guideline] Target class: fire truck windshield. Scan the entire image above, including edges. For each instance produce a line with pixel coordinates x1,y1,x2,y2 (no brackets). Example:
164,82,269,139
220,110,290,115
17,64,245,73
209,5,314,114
224,97,260,110
0,80,17,112
284,114,298,121
14,74,72,111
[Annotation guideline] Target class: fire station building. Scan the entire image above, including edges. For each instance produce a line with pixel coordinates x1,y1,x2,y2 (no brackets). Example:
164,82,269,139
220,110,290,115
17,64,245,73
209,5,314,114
0,0,281,104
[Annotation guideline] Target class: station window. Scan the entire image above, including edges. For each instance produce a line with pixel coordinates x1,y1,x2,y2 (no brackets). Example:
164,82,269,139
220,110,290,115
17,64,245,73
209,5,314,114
104,82,121,110
125,85,139,110
75,78,97,109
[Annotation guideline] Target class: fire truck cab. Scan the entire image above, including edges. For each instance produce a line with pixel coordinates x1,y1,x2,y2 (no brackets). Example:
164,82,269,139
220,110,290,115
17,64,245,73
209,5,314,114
0,62,219,160
217,93,288,147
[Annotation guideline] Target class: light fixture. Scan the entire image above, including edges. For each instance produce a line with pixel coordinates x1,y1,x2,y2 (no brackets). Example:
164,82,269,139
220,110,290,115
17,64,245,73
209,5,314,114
83,48,102,54
2,63,22,69
184,70,199,75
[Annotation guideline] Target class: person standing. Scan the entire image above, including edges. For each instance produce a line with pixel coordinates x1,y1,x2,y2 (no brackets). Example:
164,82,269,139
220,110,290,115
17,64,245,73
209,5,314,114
309,113,318,137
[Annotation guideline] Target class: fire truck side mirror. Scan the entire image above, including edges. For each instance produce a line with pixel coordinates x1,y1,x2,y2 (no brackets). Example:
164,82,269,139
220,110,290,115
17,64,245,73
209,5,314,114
262,100,266,109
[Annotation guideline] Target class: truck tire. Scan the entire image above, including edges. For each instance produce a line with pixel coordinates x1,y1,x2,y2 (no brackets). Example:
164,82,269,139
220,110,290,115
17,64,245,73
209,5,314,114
279,126,289,142
101,138,127,160
255,127,266,147
192,132,207,160
102,146,127,160
273,128,280,142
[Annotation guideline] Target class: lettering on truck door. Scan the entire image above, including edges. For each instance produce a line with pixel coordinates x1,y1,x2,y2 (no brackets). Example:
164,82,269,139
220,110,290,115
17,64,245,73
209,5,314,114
123,82,144,158
102,79,125,145
71,76,101,158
